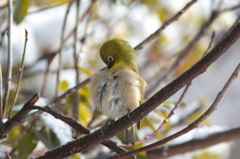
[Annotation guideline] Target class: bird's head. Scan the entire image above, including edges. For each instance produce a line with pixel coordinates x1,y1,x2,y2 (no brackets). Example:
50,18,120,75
100,38,139,73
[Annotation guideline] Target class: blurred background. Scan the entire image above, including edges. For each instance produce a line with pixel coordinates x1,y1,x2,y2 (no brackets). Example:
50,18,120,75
0,0,240,158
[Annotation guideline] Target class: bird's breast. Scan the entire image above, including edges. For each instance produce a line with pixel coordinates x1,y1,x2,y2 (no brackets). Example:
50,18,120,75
90,68,142,119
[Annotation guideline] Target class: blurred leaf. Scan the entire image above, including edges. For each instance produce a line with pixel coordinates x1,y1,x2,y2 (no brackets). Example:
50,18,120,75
134,135,146,159
34,129,60,149
50,0,72,4
60,80,69,91
157,8,167,22
32,0,72,6
17,133,38,159
7,126,22,146
193,151,221,159
72,154,81,159
154,110,171,134
78,67,92,77
143,118,163,139
79,104,92,126
141,0,158,4
13,0,30,24
164,119,171,133
162,101,175,107
80,86,90,102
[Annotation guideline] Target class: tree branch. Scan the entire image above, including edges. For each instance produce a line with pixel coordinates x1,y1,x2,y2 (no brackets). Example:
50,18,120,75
35,18,240,159
31,105,130,156
55,1,73,97
0,93,40,139
147,126,240,158
145,10,220,97
107,63,240,159
2,0,13,119
128,82,192,147
134,0,198,50
8,29,28,119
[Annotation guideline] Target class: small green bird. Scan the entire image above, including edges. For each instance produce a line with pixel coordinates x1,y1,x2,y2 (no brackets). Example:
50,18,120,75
90,38,147,145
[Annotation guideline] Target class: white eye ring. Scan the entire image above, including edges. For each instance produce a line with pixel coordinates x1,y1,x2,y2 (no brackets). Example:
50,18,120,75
108,56,114,62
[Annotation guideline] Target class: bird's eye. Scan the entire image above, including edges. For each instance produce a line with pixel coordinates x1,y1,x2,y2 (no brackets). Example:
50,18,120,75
108,56,114,62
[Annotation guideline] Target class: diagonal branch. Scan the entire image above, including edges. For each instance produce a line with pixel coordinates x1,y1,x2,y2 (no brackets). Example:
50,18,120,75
126,82,192,147
134,0,198,51
110,62,240,159
147,126,240,158
31,105,130,156
35,18,240,159
0,93,40,139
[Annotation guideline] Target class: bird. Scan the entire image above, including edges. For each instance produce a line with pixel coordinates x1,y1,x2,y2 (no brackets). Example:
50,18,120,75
89,38,147,145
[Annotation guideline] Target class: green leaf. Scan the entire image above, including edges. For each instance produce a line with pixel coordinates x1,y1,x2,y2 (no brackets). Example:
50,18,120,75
34,129,60,149
13,0,30,24
17,133,38,159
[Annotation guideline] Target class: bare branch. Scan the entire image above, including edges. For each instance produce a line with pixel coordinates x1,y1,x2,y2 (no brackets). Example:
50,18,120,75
55,1,74,97
204,31,216,55
221,4,240,13
31,105,130,155
2,0,13,119
145,10,219,97
0,64,3,124
34,19,240,159
134,0,198,50
5,151,12,159
8,29,28,119
147,126,240,158
127,82,192,147
0,93,40,139
108,63,240,159
32,105,90,134
73,0,81,128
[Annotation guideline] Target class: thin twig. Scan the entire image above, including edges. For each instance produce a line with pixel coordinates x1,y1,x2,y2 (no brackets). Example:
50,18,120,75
145,4,240,98
108,63,240,159
0,93,40,139
122,82,192,147
145,10,220,98
62,0,96,45
55,1,74,97
32,105,89,134
147,126,240,158
72,0,81,138
220,4,240,13
204,31,216,55
5,151,12,159
0,64,3,124
134,0,198,51
2,0,13,119
40,60,51,96
8,30,28,119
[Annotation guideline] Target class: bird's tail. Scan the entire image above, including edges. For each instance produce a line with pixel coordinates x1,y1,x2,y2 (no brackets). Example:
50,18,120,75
124,126,135,145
